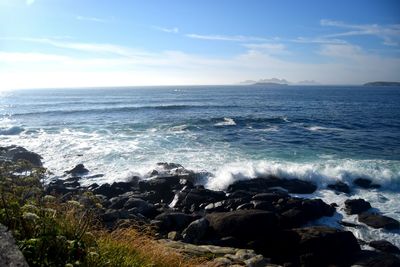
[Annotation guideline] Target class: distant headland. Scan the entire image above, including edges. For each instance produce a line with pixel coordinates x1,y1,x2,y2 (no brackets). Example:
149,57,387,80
363,81,400,86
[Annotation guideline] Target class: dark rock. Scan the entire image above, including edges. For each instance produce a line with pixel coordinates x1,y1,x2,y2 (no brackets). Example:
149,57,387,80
108,196,129,209
0,145,43,167
252,191,288,202
139,176,182,203
154,212,195,232
206,209,279,241
352,250,400,267
204,201,227,213
236,203,254,210
93,181,135,198
327,181,351,194
354,178,381,189
369,240,400,254
124,198,157,217
252,200,276,211
294,226,360,266
171,187,226,211
340,221,361,228
0,224,29,267
182,218,209,243
358,212,400,230
227,177,317,194
345,198,372,214
65,164,89,175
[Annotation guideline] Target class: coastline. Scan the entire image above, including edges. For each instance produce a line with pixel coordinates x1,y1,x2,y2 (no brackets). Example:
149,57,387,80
1,146,399,266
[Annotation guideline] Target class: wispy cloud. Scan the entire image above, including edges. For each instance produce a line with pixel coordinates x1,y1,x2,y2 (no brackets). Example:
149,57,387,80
242,43,290,55
186,33,270,42
76,15,108,23
321,19,400,46
292,37,347,44
153,26,179,34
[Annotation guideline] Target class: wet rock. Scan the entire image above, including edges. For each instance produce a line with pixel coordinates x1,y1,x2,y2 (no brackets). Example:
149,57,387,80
108,196,129,209
0,223,29,267
206,209,279,242
369,240,400,254
345,198,371,214
352,250,400,267
171,187,226,211
65,164,89,175
358,212,400,230
92,181,135,198
354,178,381,189
327,181,351,194
139,176,182,203
227,177,317,194
0,145,43,167
154,212,195,232
252,191,288,202
182,218,209,243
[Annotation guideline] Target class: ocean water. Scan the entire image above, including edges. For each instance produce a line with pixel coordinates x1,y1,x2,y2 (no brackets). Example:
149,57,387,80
1,85,400,246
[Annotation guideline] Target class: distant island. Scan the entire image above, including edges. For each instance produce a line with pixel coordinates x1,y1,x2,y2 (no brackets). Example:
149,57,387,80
364,81,400,86
253,82,288,86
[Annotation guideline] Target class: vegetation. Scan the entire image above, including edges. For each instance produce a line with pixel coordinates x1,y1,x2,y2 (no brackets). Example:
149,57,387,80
0,160,202,267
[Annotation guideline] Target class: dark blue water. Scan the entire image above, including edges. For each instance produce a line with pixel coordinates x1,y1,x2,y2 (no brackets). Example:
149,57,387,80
1,86,399,187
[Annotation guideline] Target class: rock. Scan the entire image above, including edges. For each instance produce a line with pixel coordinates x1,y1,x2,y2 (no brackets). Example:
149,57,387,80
252,191,288,202
139,176,183,203
65,164,89,175
92,181,135,198
124,198,156,217
167,231,182,241
108,196,129,209
294,226,360,266
358,212,400,230
345,198,371,214
369,240,400,254
154,212,195,232
327,181,351,194
206,209,279,241
354,178,381,189
171,187,226,211
0,145,43,167
0,224,29,267
227,177,317,194
182,218,209,243
352,250,400,267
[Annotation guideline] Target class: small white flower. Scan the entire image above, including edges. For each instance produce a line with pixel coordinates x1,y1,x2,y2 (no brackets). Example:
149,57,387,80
22,212,40,221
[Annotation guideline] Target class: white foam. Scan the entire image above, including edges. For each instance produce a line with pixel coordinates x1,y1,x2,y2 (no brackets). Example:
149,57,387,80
215,117,236,126
306,126,346,132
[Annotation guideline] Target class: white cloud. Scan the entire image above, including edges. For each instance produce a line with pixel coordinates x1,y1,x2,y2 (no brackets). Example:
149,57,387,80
153,26,179,34
292,37,347,44
242,43,290,55
321,19,400,46
186,34,269,42
26,0,34,6
76,16,108,23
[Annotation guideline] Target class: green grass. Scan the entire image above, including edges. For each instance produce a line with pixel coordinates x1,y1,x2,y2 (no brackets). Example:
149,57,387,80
0,160,204,267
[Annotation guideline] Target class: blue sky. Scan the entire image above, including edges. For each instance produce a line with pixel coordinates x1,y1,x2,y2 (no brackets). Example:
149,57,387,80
0,0,399,89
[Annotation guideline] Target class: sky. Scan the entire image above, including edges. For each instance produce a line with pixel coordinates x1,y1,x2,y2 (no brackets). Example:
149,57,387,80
0,0,400,89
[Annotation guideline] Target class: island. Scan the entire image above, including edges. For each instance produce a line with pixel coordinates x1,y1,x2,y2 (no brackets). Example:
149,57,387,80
363,81,400,86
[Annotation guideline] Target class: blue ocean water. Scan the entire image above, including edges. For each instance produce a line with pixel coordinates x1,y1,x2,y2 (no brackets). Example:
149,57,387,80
1,85,400,245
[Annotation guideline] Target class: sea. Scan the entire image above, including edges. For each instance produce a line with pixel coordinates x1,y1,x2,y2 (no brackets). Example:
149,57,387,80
1,85,399,246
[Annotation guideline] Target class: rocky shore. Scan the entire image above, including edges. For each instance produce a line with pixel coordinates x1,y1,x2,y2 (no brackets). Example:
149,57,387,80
1,145,400,267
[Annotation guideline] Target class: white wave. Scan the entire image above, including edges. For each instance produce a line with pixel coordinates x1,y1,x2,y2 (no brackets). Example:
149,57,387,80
206,159,400,191
306,126,346,132
215,117,236,126
169,124,188,133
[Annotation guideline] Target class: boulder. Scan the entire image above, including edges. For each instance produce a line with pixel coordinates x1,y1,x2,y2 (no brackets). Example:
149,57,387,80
327,181,351,194
0,145,43,167
294,226,360,266
345,198,371,214
65,164,89,175
0,224,29,267
124,198,156,217
139,176,183,203
182,218,210,243
206,209,279,241
227,177,317,194
353,178,381,189
171,187,226,211
154,212,196,232
369,240,400,254
352,250,400,267
358,212,400,230
92,181,135,198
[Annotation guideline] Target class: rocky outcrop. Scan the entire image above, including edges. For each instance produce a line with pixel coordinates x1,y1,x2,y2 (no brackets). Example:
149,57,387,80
353,178,381,189
358,212,400,230
0,145,43,167
369,240,400,254
345,198,372,214
327,181,350,193
0,224,29,267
